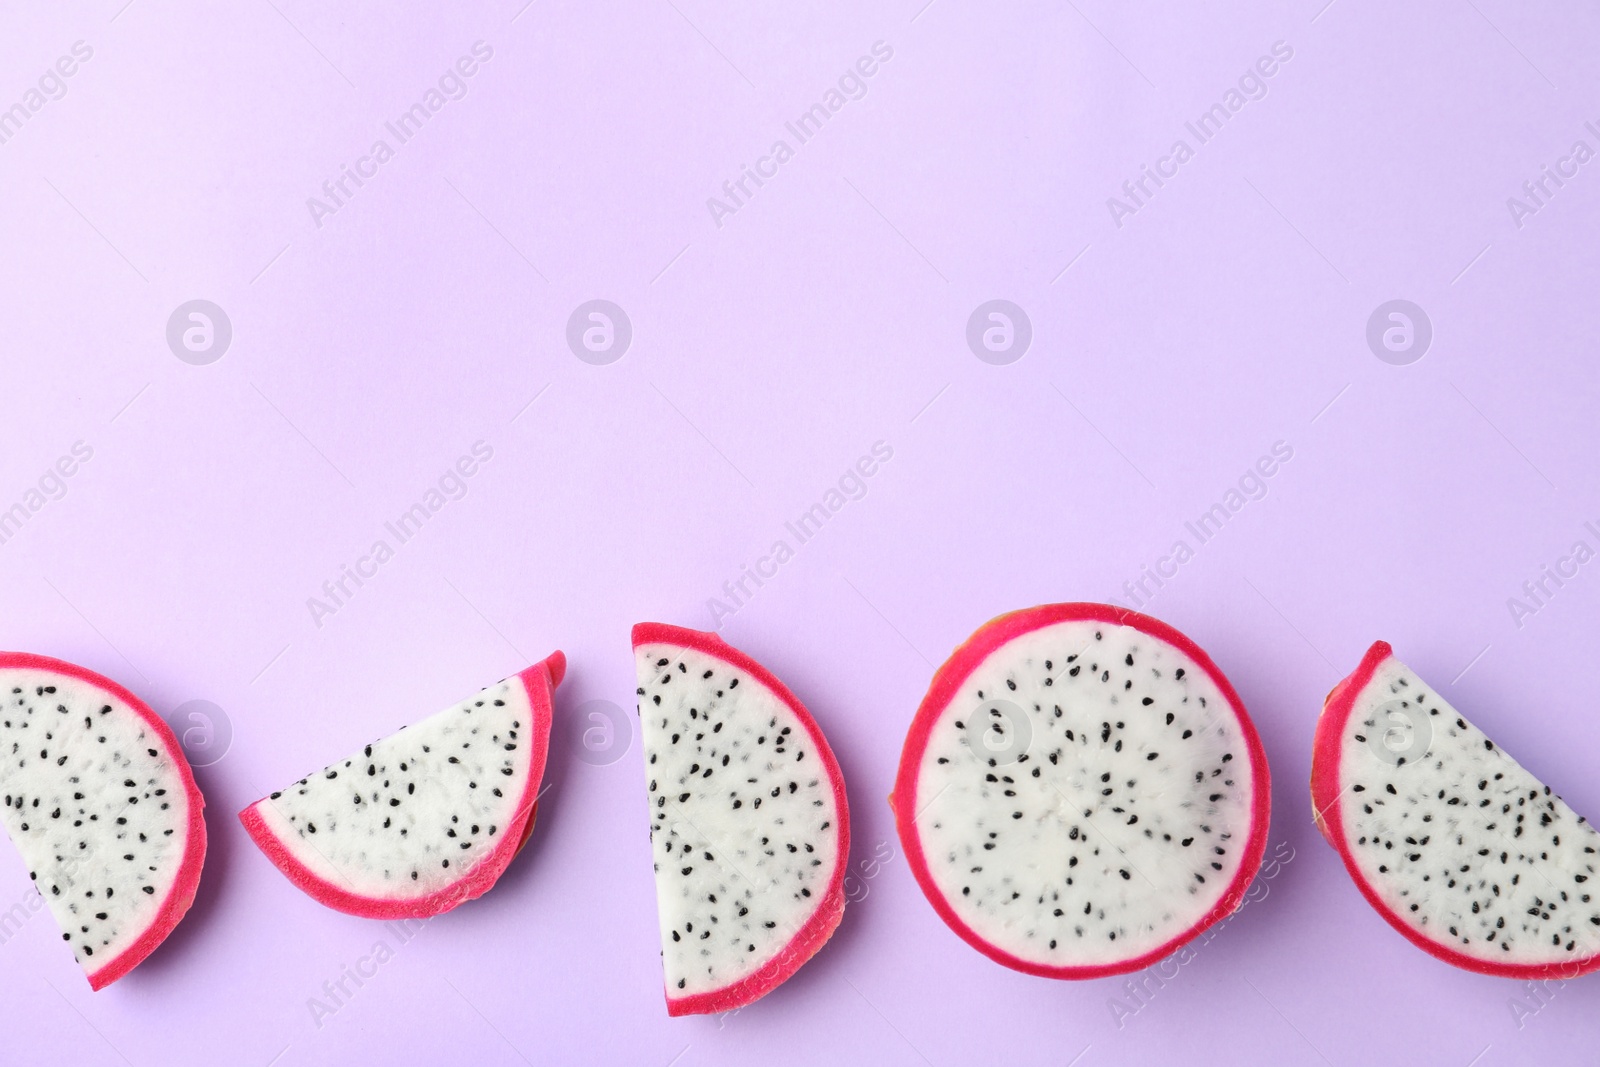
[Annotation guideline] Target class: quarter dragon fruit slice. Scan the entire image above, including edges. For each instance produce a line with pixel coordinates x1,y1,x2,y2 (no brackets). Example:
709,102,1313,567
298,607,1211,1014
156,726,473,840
633,623,850,1016
892,603,1270,978
0,652,207,990
1312,641,1600,977
240,652,562,919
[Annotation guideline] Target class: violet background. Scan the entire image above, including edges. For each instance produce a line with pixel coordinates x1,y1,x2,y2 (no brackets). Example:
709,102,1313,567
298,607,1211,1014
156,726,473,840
2,0,1599,1063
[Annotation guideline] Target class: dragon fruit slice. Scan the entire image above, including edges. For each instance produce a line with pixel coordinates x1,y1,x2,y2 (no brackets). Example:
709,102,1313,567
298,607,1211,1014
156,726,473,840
240,652,562,919
0,652,207,990
891,603,1270,979
632,623,849,1016
1312,640,1600,977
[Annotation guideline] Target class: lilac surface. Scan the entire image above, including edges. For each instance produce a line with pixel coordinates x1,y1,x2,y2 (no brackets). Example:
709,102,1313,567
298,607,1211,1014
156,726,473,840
2,0,1599,1063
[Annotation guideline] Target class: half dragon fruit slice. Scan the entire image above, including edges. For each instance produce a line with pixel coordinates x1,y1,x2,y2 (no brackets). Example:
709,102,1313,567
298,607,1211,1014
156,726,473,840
632,623,849,1016
0,652,207,990
892,603,1270,979
1312,640,1600,977
240,652,562,920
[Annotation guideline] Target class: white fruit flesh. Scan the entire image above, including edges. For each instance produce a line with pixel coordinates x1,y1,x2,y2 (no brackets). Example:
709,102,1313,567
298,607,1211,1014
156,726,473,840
1334,656,1600,965
251,677,534,899
0,668,193,974
635,642,841,999
911,620,1255,966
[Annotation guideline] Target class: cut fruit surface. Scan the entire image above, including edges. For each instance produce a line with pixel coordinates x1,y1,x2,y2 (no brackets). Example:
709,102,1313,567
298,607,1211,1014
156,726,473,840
1312,641,1600,978
892,603,1270,979
0,652,207,990
240,653,562,919
633,623,849,1016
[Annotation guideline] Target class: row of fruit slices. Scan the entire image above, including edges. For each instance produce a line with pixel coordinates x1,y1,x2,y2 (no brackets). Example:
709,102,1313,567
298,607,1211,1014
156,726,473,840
2,604,1594,1004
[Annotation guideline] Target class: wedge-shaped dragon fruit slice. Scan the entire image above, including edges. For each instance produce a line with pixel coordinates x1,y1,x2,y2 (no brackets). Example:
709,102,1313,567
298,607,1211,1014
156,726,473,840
892,603,1270,979
633,623,849,1016
0,652,207,990
240,652,562,919
1313,640,1600,977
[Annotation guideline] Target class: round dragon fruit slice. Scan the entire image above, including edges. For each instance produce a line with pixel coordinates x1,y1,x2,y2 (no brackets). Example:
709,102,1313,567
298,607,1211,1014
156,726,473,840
240,652,563,920
892,603,1271,979
1312,640,1600,978
0,652,207,990
633,623,849,1016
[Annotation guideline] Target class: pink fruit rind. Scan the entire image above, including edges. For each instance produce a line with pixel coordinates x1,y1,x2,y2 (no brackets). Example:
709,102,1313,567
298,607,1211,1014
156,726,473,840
0,651,209,991
1311,640,1600,980
238,651,564,921
631,623,851,1017
890,603,1272,981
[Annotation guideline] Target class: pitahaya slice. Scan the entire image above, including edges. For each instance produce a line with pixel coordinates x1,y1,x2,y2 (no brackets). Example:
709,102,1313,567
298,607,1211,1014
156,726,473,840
892,603,1271,979
1312,640,1600,977
0,652,207,990
239,652,562,919
632,623,849,1016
